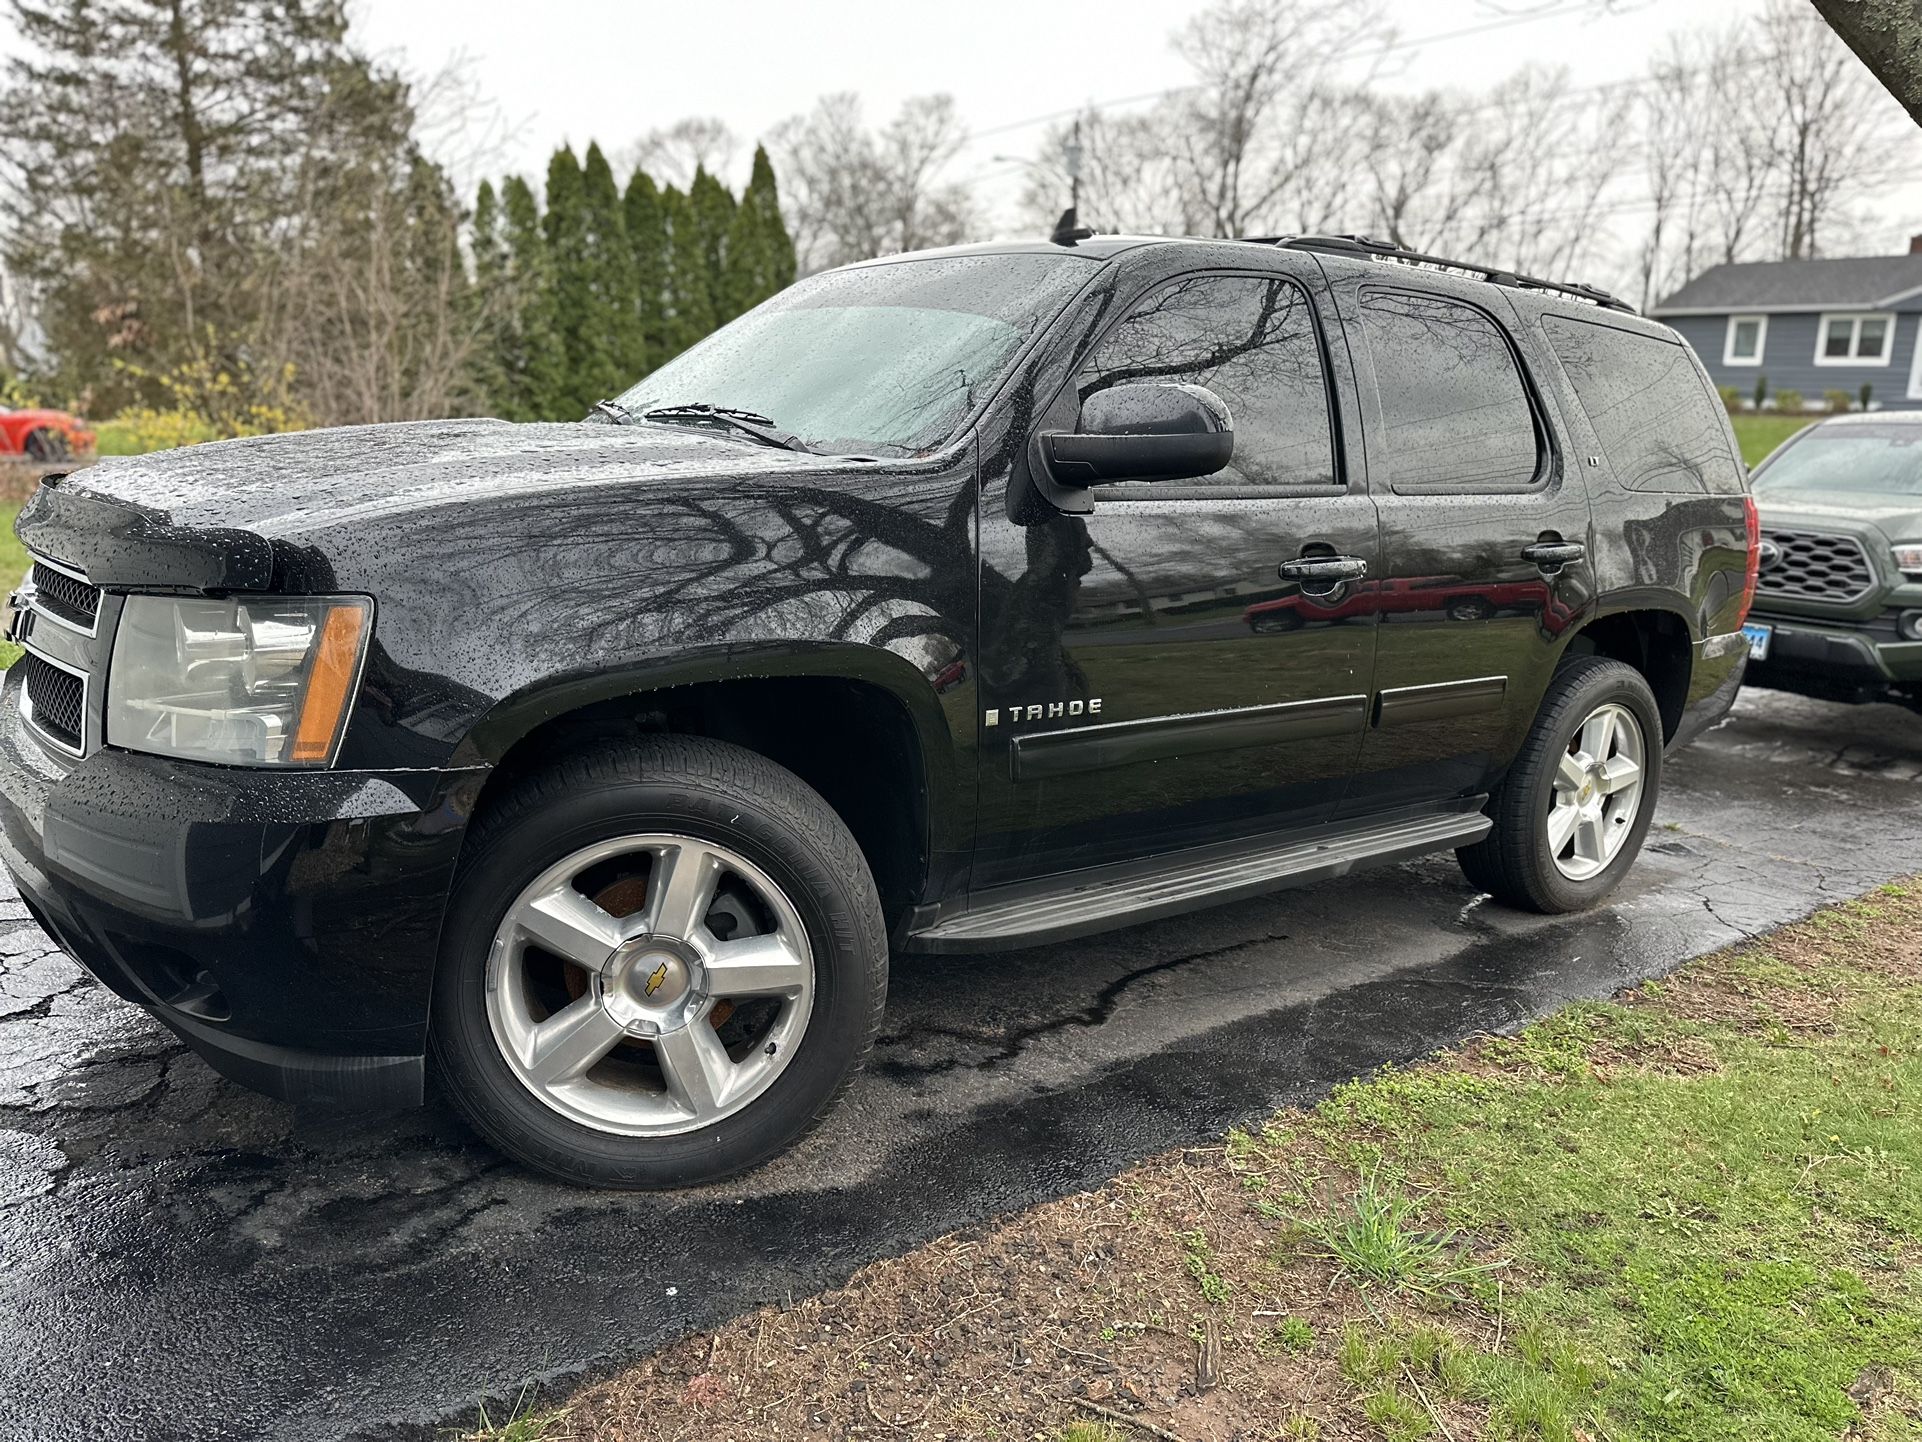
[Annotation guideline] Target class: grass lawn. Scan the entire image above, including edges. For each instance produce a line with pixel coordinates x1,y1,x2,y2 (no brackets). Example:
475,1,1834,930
1730,412,1820,469
488,881,1922,1441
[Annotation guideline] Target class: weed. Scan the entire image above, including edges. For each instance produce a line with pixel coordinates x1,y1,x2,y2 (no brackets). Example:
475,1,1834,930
1274,1315,1315,1352
1179,1227,1231,1304
462,1381,566,1441
1310,1171,1506,1297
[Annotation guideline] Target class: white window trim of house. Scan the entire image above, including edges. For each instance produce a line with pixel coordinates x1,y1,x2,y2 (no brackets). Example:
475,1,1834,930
1722,314,1767,366
1813,311,1896,367
1908,318,1922,400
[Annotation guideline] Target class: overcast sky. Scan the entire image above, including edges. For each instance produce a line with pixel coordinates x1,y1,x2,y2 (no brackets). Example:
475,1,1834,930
342,0,1921,257
1,0,1915,260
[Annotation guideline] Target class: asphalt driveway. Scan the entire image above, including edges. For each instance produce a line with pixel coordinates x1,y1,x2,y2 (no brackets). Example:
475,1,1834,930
0,688,1917,1442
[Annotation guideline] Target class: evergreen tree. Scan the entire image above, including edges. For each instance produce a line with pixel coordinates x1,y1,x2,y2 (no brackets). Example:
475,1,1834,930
581,142,645,390
543,146,602,415
723,144,797,319
500,174,566,419
468,180,510,412
624,168,670,368
688,165,738,325
660,184,714,360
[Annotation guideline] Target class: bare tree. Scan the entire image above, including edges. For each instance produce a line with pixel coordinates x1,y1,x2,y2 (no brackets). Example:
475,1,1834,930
1755,0,1899,259
1165,0,1395,238
772,94,976,271
1018,108,1200,237
619,117,738,190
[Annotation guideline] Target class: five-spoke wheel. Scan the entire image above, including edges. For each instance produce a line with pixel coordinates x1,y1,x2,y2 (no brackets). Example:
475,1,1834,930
432,736,886,1189
488,835,815,1136
1457,656,1663,914
1546,702,1646,881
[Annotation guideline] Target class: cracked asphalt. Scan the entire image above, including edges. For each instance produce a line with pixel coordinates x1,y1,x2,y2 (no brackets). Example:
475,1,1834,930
0,688,1917,1441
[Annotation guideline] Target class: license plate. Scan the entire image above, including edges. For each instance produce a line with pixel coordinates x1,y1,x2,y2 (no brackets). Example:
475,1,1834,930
1742,622,1772,661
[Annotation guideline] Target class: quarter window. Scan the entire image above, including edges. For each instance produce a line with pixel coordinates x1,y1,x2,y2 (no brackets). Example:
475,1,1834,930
1545,314,1744,495
1816,313,1894,365
1077,274,1337,487
1357,290,1541,492
1723,314,1766,366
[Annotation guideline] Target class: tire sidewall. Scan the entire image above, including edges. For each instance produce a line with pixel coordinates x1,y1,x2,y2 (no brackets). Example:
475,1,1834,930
1519,663,1664,912
432,760,880,1187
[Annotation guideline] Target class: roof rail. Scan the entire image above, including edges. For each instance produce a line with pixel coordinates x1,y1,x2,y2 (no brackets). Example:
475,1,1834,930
1247,233,1637,315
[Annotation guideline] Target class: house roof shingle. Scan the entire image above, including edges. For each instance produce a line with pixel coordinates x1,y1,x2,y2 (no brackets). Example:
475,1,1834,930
1652,254,1922,314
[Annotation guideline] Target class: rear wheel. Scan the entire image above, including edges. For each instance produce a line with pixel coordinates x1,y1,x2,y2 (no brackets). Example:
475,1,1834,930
430,735,887,1188
1457,657,1662,913
22,429,67,461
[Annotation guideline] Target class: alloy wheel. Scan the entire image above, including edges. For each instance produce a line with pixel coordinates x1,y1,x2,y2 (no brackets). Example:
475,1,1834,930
485,833,815,1136
1546,701,1646,881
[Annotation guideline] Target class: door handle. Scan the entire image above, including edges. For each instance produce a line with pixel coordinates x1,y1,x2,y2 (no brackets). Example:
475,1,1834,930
1278,556,1367,584
1521,541,1586,573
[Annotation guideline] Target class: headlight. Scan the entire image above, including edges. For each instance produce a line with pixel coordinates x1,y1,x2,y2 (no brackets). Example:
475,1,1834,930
1894,542,1922,579
107,595,372,767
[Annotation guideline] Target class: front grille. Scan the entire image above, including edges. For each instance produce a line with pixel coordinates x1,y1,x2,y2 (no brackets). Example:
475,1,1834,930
22,653,84,751
29,559,100,631
1757,529,1875,604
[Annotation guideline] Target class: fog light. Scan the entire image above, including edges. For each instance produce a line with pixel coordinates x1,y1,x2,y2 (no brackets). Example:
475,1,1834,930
1900,610,1922,642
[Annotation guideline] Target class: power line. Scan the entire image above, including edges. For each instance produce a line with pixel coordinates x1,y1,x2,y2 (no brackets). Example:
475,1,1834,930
967,0,1621,144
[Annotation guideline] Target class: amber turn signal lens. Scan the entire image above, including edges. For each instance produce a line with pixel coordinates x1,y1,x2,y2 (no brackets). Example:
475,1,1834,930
291,604,369,764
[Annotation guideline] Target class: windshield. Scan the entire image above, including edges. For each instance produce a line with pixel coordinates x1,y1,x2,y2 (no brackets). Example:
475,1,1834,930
614,253,1093,456
1754,423,1922,497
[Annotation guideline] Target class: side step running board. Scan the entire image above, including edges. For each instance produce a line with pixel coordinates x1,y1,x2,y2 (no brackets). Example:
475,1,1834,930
904,810,1492,953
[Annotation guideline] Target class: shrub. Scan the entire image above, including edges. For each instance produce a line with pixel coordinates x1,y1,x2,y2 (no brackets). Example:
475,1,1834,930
1860,382,1874,412
1753,373,1769,409
100,355,309,455
1774,388,1804,413
1718,385,1743,414
1823,389,1853,414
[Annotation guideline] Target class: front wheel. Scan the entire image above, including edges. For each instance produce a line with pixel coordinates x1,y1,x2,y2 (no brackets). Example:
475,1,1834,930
1457,657,1662,913
430,735,887,1188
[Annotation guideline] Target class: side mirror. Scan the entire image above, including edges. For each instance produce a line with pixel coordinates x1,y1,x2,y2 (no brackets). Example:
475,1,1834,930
1042,382,1234,486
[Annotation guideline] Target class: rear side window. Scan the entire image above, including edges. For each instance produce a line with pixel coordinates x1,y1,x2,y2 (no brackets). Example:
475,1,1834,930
1078,274,1337,488
1357,290,1541,492
1542,314,1745,495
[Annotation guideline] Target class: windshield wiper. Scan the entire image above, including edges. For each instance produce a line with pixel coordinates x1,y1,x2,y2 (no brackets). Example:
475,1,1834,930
586,398,632,424
640,403,813,453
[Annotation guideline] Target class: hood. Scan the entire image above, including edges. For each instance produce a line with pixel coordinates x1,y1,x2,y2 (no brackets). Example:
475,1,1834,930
1754,487,1922,541
16,418,877,591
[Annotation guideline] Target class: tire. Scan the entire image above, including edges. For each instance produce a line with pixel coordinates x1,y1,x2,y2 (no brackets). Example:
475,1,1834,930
429,735,887,1188
22,429,65,461
1456,657,1663,914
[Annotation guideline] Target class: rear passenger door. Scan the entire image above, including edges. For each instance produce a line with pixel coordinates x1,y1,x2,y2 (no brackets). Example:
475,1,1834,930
1332,279,1594,816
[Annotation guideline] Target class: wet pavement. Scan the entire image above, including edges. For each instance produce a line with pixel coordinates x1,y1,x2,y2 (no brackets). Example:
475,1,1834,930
0,688,1917,1441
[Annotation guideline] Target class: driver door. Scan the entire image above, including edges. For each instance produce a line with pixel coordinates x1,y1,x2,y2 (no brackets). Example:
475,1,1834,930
972,269,1381,887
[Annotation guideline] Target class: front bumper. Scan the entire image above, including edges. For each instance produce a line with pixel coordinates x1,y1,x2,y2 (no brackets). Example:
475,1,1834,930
0,673,485,1107
1744,608,1922,704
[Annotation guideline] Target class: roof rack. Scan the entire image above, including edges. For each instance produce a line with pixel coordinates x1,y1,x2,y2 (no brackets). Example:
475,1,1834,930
1246,233,1637,315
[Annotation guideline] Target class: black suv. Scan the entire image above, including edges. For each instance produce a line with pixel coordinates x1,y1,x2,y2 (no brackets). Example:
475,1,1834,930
0,235,1756,1186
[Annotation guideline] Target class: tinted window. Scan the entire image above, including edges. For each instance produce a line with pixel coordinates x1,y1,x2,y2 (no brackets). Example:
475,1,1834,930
1543,314,1744,495
1753,424,1922,496
1078,274,1336,487
1358,291,1540,491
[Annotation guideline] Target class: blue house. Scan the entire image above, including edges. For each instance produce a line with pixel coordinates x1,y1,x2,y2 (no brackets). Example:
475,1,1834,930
1651,242,1922,411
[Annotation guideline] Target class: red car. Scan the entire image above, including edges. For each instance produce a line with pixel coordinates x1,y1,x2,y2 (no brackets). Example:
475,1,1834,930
0,405,94,460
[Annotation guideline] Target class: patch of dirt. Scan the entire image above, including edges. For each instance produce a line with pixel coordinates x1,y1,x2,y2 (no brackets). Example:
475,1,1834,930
543,883,1922,1442
562,1143,1482,1441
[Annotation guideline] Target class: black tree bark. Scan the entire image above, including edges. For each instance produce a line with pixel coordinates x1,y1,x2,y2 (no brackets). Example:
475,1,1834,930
1809,0,1922,127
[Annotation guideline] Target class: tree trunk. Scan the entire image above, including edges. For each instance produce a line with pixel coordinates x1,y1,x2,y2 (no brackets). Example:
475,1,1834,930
1808,0,1922,126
